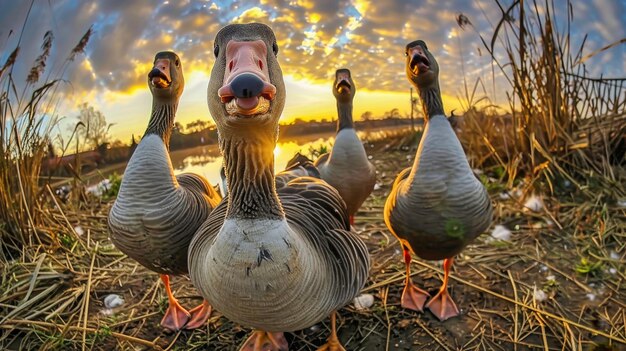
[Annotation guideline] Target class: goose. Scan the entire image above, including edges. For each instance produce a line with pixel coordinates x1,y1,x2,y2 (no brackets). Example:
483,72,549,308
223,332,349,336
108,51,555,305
108,51,221,331
383,40,493,321
188,23,370,351
314,69,376,225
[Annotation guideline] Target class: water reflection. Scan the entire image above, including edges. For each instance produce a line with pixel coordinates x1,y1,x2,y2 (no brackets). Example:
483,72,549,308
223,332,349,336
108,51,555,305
167,126,413,186
170,134,336,186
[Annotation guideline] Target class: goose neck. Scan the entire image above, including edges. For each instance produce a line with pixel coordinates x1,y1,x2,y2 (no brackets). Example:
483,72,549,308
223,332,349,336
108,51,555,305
144,99,178,148
221,132,284,220
418,84,444,120
337,102,354,132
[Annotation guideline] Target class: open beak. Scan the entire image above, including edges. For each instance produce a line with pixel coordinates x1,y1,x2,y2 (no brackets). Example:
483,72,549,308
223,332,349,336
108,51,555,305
409,53,430,75
149,58,172,88
336,78,352,94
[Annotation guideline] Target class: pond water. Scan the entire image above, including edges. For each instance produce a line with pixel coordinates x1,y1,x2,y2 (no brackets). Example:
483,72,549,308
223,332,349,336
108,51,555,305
168,133,334,186
168,126,411,186
81,126,412,196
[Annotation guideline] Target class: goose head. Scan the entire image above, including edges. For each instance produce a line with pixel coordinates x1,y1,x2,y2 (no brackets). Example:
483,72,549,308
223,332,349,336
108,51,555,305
405,40,439,89
148,51,184,101
333,68,355,103
208,23,284,135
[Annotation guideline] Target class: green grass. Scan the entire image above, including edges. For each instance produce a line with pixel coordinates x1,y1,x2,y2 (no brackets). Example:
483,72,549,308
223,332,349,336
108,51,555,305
101,173,122,201
307,143,330,159
575,257,604,277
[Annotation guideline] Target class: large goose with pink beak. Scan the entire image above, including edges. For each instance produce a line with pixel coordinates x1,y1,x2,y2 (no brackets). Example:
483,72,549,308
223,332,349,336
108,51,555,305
108,51,220,331
188,23,370,351
384,40,493,321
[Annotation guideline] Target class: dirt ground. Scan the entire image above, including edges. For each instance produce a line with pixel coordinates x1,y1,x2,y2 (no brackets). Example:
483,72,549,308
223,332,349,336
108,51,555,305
1,135,625,351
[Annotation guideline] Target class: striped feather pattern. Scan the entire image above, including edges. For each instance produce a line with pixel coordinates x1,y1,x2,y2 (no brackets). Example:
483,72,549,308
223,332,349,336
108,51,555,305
316,128,376,216
189,23,370,335
108,135,220,275
189,176,369,331
384,114,493,260
275,153,320,189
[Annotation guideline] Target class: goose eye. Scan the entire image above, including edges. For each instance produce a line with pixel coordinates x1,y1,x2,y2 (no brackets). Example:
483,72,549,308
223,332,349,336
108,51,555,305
175,59,180,67
213,45,219,58
272,42,278,56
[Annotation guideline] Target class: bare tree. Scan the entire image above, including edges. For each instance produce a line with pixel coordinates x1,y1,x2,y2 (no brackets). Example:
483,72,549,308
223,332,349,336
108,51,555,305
185,119,209,133
173,122,184,134
361,111,373,121
383,108,401,119
75,102,112,149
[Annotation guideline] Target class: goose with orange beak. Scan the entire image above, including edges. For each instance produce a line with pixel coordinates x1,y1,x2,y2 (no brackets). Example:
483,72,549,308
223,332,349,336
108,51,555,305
109,51,221,331
314,68,376,226
384,40,493,321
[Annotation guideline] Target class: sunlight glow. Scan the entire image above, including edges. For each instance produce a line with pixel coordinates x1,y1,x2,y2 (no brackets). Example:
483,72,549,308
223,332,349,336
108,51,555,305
234,7,268,22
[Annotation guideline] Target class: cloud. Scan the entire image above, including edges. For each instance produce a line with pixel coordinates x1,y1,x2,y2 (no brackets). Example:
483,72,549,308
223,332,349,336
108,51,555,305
1,0,623,140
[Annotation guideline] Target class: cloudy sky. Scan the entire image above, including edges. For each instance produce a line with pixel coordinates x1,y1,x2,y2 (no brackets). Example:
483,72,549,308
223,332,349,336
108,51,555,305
1,0,624,144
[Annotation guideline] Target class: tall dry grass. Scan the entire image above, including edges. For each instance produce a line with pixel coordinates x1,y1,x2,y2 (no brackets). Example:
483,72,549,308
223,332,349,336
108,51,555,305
0,8,92,258
456,0,625,198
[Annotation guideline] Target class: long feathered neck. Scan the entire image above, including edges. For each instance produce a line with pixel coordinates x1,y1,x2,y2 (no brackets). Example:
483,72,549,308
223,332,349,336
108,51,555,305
418,82,444,120
144,97,178,148
221,126,284,220
337,100,354,132
404,81,448,187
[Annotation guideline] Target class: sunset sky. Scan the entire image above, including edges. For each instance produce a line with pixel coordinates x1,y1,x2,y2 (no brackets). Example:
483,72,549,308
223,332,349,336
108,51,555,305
1,0,624,144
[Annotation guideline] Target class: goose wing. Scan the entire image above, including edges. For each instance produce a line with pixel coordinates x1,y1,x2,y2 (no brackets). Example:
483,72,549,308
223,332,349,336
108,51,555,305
279,177,370,305
276,155,320,189
313,152,330,170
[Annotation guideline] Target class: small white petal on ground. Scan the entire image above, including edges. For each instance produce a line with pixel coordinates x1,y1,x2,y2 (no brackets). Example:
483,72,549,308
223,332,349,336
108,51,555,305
524,194,543,212
353,293,375,310
533,286,548,302
104,294,125,309
490,224,512,241
74,226,84,236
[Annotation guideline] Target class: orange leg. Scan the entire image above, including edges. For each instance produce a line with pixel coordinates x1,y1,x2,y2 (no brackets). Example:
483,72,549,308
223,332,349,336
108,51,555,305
400,247,430,312
317,311,345,351
425,258,460,321
240,330,288,351
184,299,213,330
159,274,190,331
349,215,355,226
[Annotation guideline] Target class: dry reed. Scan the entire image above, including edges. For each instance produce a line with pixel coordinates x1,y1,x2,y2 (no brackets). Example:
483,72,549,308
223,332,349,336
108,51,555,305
455,0,625,200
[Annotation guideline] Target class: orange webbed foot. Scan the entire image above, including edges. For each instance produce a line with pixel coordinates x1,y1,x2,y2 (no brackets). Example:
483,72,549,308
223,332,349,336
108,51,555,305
317,311,345,351
160,299,191,331
184,300,212,330
425,288,460,321
401,280,430,312
317,339,345,351
240,330,288,351
159,274,190,331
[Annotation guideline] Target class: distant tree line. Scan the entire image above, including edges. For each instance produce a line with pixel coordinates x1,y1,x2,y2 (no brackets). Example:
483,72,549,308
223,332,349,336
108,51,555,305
42,105,418,177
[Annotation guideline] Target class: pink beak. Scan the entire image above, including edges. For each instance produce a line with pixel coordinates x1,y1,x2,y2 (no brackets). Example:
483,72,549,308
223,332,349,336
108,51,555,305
218,40,276,113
